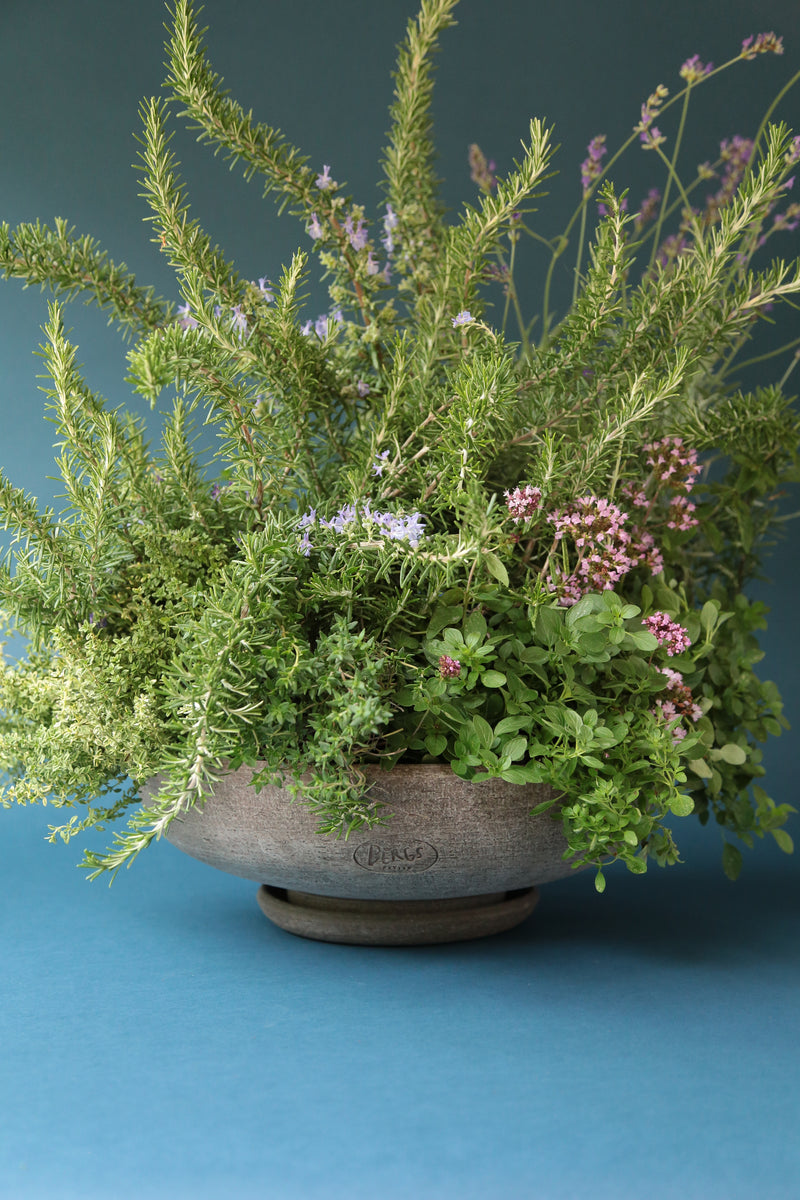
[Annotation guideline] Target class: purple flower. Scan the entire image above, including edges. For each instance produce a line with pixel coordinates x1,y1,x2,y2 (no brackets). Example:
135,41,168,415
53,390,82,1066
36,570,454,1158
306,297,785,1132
701,136,755,226
257,277,274,301
633,187,661,233
372,449,390,476
307,212,324,240
452,310,473,328
392,512,426,547
382,204,398,254
741,32,784,59
640,125,666,151
679,55,713,83
720,136,754,167
344,213,369,251
357,380,371,397
306,501,426,550
177,302,198,330
469,144,497,192
655,232,688,267
598,196,628,217
309,310,343,340
580,135,607,194
634,85,669,148
365,251,381,276
322,503,359,535
299,529,313,556
231,305,249,337
315,164,334,189
368,508,426,547
769,202,800,237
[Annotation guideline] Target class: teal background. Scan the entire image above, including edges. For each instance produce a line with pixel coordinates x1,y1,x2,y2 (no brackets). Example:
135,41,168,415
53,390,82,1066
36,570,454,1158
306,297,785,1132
1,2,799,1198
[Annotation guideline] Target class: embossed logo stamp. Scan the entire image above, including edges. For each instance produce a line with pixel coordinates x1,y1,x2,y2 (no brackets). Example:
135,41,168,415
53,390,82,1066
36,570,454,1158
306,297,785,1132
354,840,439,873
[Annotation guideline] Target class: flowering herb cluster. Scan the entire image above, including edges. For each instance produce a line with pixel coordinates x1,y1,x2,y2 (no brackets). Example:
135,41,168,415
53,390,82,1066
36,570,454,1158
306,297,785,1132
298,503,426,555
0,0,797,890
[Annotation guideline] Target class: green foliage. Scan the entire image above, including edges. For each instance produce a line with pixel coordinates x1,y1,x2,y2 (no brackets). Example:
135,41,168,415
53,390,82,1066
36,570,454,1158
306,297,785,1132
381,0,459,296
1,0,798,886
0,217,171,339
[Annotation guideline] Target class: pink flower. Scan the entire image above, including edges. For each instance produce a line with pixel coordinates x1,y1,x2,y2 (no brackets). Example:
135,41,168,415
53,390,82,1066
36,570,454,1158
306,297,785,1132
643,436,701,493
667,496,699,531
629,529,664,575
546,572,586,608
439,655,461,678
549,496,629,549
621,484,648,509
652,665,703,742
505,484,543,521
643,612,691,656
546,495,661,604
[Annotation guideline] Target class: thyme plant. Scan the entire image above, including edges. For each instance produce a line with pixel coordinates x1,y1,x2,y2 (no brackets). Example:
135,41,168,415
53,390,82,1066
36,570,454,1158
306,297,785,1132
1,1,798,891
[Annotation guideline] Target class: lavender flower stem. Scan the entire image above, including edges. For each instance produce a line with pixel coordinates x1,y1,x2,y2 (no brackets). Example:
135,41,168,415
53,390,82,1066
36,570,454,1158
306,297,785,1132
571,196,589,307
648,87,696,272
744,67,800,191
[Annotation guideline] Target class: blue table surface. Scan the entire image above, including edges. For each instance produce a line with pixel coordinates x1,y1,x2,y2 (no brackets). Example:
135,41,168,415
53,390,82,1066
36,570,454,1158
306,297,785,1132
2,796,798,1200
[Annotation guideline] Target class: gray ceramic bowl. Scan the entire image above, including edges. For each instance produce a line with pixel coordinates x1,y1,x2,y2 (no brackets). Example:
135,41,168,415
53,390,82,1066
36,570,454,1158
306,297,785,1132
146,764,578,945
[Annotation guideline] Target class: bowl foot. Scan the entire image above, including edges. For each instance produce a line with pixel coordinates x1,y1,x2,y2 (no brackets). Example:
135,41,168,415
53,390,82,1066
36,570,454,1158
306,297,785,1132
256,885,539,945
